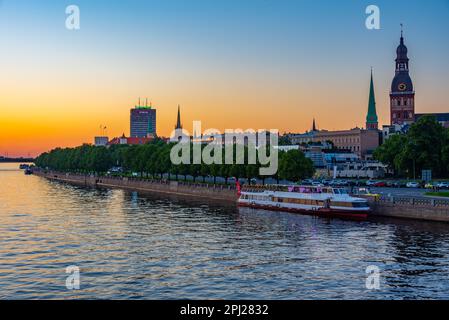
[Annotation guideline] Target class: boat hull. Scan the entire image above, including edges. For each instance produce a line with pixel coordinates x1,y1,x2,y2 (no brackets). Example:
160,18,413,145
238,202,369,220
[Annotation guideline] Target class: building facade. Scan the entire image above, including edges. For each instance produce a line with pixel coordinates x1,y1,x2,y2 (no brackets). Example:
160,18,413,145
130,101,157,138
108,134,154,146
94,136,109,146
315,128,379,159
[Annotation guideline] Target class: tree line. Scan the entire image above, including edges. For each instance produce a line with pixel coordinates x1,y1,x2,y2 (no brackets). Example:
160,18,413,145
374,115,449,178
35,139,315,184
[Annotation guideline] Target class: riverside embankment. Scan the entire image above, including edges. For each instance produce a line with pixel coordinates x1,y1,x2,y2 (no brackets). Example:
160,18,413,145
33,170,238,202
33,170,449,223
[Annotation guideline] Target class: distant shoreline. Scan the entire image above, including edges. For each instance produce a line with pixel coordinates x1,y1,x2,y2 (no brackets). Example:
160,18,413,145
0,159,35,163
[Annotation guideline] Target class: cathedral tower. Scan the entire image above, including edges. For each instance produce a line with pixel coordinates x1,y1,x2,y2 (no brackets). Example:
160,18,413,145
390,28,415,125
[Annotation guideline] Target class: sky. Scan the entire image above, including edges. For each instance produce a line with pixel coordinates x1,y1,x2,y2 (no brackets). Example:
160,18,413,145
1,0,449,157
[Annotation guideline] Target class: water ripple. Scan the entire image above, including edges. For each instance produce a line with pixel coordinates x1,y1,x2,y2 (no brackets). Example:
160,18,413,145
1,163,449,299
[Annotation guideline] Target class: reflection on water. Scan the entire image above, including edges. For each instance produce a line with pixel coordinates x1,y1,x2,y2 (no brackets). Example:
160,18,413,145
1,163,449,299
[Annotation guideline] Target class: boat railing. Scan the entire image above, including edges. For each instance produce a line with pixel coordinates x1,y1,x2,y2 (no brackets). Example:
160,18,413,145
241,185,290,193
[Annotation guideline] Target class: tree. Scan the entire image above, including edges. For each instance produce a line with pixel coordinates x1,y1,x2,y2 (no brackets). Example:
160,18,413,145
373,134,407,175
374,115,447,178
404,115,444,176
441,129,449,176
87,146,112,173
279,150,314,182
278,135,292,146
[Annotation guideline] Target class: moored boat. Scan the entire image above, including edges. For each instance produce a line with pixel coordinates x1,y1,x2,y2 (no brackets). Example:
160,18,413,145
237,184,371,220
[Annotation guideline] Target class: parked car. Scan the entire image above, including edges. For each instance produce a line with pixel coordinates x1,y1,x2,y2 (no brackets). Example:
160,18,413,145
406,181,421,188
351,187,380,199
366,180,378,187
397,181,408,188
425,182,437,189
366,180,387,187
330,179,347,186
107,166,123,175
436,182,449,189
311,181,325,187
386,181,397,188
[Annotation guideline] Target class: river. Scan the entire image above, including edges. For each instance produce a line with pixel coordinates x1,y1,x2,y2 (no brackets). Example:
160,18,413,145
1,163,449,299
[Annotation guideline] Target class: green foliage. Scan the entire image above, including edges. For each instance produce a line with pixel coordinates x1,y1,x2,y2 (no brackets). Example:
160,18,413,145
374,115,449,178
35,140,315,183
278,135,292,146
425,192,449,198
373,134,407,174
278,150,315,182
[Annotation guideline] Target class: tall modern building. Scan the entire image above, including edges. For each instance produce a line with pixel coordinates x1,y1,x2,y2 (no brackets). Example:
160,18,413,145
366,69,378,130
390,29,415,125
130,99,156,138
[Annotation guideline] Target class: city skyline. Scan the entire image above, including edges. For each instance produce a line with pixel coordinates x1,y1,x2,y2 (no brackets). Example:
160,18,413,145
1,0,449,157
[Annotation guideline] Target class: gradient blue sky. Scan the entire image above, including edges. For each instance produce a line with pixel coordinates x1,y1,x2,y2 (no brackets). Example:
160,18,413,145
1,0,449,156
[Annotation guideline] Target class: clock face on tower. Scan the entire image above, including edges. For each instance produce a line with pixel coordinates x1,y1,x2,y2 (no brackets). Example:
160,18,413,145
398,83,407,91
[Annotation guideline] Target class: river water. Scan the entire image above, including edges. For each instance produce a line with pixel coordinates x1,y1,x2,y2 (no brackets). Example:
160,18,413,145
1,163,449,299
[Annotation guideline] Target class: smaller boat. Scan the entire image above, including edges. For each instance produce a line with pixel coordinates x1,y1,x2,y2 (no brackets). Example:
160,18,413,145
19,164,30,170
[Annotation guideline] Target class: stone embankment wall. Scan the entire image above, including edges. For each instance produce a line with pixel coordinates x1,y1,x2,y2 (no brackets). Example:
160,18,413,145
368,196,449,223
34,171,238,202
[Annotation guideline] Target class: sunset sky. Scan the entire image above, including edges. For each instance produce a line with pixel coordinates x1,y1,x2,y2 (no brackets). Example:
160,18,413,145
1,0,449,157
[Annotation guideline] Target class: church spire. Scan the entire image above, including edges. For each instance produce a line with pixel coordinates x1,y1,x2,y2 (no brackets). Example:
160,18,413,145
175,105,182,130
366,69,378,130
312,118,317,132
390,27,415,125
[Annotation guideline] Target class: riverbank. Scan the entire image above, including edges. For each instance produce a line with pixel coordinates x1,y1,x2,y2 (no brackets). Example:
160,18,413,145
33,170,238,202
33,170,449,223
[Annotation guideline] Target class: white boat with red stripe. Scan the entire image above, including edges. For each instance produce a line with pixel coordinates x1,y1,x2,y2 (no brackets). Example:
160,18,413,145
237,183,371,220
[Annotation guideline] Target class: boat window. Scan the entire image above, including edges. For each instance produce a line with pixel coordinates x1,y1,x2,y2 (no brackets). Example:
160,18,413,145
352,202,369,208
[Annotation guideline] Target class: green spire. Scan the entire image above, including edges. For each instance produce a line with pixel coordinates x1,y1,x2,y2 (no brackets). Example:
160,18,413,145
366,69,378,127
